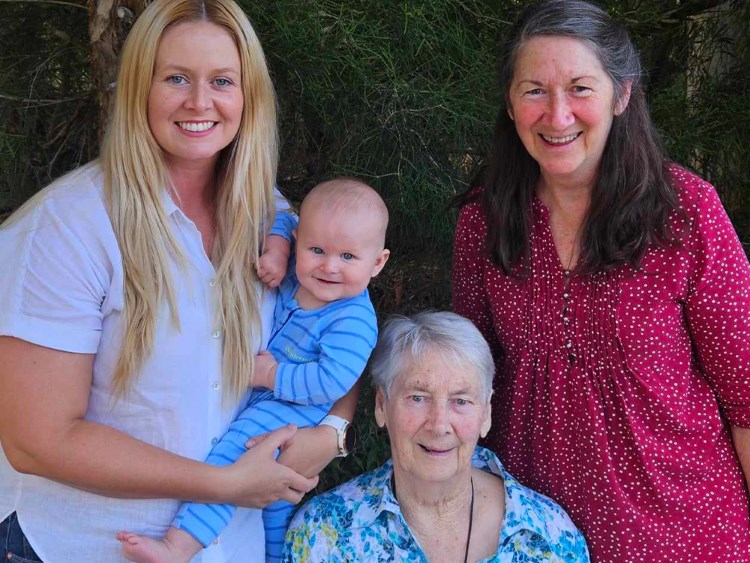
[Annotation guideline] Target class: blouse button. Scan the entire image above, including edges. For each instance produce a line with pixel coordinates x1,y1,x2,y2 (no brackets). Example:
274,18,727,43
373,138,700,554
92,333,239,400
212,382,220,391
563,316,569,324
565,340,573,349
212,330,221,339
209,280,216,287
563,293,570,300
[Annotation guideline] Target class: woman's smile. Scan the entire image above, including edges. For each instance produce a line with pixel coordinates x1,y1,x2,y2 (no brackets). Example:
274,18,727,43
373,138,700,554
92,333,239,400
508,35,627,188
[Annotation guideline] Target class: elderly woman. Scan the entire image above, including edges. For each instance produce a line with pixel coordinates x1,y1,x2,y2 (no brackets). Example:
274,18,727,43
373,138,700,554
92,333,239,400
452,0,750,561
0,0,355,560
284,311,589,562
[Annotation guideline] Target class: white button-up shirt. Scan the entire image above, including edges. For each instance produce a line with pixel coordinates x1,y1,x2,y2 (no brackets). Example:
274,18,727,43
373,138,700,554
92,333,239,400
0,163,276,562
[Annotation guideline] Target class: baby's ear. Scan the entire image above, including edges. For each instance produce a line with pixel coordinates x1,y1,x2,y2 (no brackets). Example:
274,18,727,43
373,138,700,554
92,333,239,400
371,249,390,277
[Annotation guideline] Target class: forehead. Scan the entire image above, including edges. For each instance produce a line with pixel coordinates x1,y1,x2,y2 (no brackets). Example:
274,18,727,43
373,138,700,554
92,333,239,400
512,35,606,81
156,21,240,67
394,352,482,394
298,202,384,242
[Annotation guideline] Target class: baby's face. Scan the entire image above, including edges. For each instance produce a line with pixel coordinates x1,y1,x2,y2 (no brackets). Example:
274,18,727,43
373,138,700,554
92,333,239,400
293,205,389,309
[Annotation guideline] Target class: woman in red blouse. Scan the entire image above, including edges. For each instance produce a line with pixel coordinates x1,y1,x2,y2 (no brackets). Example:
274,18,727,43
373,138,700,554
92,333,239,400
452,1,750,561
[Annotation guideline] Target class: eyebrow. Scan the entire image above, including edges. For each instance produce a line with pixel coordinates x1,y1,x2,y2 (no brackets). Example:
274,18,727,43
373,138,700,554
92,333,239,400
158,65,240,75
516,75,600,88
404,383,433,393
402,383,475,396
572,75,600,83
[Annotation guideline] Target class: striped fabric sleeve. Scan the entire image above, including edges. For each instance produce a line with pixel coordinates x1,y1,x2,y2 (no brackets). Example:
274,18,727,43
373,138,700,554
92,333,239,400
269,210,298,242
274,308,377,405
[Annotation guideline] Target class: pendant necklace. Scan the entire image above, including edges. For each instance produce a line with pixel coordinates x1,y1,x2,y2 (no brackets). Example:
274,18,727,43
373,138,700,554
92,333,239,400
464,476,475,563
390,474,475,563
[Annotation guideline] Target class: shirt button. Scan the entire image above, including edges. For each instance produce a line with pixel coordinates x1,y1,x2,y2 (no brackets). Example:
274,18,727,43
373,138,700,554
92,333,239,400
565,340,572,349
212,382,220,391
212,330,221,339
209,280,216,287
563,293,569,300
563,316,569,324
211,437,219,445
213,538,220,545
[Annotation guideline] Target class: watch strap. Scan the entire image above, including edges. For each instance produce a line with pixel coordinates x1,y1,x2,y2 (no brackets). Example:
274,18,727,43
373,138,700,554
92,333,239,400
320,415,351,457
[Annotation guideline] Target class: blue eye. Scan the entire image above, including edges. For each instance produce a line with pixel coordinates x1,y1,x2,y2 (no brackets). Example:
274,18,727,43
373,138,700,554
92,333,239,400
409,395,424,403
311,247,324,255
454,398,469,406
526,88,543,96
572,85,591,95
214,77,232,87
341,252,354,260
168,75,187,85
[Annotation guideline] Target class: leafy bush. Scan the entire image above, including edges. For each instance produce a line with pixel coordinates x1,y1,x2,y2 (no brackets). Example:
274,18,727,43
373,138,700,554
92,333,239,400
1,0,748,489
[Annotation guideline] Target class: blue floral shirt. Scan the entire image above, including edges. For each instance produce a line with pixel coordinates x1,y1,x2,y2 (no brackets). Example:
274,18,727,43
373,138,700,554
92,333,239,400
283,446,589,562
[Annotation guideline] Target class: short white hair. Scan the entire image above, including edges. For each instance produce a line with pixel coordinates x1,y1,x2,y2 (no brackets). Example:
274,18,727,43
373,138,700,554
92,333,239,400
369,311,494,403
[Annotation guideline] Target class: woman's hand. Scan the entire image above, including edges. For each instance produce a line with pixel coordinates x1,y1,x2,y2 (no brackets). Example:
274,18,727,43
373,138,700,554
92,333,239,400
277,425,339,479
245,384,359,479
0,337,316,505
246,425,339,480
225,424,318,506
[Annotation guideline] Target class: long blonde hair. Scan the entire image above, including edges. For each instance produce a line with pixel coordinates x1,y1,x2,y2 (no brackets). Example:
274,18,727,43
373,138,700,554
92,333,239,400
102,0,278,400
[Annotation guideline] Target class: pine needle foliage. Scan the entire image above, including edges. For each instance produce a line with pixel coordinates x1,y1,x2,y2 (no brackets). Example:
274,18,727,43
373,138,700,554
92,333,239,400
1,0,748,488
0,0,95,217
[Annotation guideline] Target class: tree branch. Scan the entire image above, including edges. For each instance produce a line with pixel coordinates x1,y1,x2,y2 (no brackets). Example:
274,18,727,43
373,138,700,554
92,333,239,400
0,0,86,10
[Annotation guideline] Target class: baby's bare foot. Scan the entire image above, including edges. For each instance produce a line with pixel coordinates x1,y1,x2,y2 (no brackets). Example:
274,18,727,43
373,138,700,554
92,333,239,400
116,531,194,563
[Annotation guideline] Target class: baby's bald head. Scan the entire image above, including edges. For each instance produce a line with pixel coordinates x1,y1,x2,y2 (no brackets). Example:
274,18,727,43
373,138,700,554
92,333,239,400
300,178,389,248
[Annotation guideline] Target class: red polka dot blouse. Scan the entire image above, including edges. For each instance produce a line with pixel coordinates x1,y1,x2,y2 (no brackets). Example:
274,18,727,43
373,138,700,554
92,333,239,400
452,165,750,562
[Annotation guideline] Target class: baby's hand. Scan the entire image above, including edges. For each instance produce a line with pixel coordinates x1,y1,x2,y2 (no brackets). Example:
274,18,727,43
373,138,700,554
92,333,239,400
256,235,290,288
253,351,278,390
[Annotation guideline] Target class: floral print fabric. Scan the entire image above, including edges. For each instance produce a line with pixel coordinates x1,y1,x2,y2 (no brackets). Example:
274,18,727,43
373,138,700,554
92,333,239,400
283,447,589,562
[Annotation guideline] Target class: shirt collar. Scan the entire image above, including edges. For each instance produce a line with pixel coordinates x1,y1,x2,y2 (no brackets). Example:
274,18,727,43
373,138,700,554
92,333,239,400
477,447,555,551
349,446,554,553
160,187,180,217
349,459,398,529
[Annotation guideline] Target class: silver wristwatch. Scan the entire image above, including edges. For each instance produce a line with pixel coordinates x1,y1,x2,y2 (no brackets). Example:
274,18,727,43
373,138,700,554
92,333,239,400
320,415,354,458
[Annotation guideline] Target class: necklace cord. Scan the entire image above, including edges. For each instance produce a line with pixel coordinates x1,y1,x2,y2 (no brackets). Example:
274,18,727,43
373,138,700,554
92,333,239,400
390,473,475,563
464,476,474,563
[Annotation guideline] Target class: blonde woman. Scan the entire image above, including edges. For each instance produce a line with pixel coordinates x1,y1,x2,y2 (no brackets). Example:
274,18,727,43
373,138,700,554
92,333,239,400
0,0,354,561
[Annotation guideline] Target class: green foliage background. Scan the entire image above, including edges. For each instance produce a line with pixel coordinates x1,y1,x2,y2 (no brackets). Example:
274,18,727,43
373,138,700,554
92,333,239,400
1,0,749,490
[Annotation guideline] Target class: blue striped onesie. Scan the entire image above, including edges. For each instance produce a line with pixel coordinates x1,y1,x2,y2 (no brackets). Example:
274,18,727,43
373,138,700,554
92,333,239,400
172,216,377,561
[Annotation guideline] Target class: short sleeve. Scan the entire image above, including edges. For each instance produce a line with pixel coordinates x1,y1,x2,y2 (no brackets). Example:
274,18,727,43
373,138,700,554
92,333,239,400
269,211,298,241
682,179,750,425
270,188,298,241
0,176,115,353
282,498,341,562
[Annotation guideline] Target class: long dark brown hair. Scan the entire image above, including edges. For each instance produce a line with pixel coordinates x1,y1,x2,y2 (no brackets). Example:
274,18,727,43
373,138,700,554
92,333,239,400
461,0,682,274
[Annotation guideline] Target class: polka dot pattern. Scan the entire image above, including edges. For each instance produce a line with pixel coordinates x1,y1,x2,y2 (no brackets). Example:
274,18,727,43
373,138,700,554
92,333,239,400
451,165,750,562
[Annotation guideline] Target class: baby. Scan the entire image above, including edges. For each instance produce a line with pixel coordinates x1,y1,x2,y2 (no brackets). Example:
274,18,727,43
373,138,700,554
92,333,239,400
118,178,389,563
